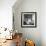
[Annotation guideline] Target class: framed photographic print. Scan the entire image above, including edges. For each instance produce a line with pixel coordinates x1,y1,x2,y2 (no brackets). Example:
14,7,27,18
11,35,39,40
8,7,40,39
21,12,37,28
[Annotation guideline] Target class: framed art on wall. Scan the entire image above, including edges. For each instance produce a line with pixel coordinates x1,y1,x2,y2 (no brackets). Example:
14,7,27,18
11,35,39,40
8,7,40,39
21,12,37,28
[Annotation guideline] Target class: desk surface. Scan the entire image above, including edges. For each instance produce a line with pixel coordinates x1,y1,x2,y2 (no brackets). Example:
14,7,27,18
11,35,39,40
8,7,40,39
0,39,16,46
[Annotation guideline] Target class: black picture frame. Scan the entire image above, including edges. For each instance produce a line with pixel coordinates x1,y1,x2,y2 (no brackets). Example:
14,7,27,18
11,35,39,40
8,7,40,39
21,12,37,28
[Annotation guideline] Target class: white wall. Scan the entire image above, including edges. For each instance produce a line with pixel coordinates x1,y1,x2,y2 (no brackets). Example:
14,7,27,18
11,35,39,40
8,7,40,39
0,0,16,30
41,0,46,46
13,0,46,46
13,0,41,46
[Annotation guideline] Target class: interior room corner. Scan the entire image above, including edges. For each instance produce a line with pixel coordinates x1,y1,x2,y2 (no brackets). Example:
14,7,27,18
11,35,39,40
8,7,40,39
0,0,46,46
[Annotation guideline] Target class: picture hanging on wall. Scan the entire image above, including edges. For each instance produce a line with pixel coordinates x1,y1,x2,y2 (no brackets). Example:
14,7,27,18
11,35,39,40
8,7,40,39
21,12,37,28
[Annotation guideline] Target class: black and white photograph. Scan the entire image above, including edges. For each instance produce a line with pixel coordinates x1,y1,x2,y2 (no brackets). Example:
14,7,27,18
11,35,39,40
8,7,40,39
21,12,37,28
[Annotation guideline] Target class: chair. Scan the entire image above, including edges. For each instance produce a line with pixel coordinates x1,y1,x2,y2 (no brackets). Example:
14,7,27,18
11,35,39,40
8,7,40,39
13,33,23,46
25,40,35,46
